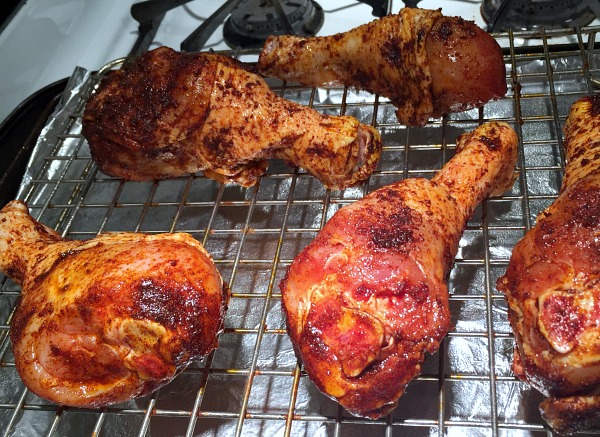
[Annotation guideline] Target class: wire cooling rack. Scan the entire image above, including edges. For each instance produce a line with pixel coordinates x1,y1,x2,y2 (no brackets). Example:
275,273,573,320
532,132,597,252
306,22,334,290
2,26,600,437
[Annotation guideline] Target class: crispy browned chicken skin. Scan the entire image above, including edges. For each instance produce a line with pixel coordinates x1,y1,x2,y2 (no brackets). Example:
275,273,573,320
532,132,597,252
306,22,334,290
497,95,600,435
0,200,228,408
258,8,507,127
82,46,381,190
280,122,517,418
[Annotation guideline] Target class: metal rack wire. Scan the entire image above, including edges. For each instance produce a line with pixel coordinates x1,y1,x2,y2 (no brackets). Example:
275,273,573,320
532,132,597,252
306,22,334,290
2,26,600,437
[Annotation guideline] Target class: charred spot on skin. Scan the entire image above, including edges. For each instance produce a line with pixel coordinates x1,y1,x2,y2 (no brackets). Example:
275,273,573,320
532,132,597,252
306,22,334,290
77,289,103,323
327,33,343,44
221,282,232,307
48,344,87,371
432,18,453,42
269,116,280,129
244,80,259,90
50,344,68,358
132,278,192,330
38,303,54,318
456,18,478,38
130,277,221,357
280,133,302,148
286,105,305,117
303,316,333,360
384,228,418,251
588,94,600,117
360,205,422,252
364,128,380,156
48,343,125,381
569,143,587,160
381,37,403,69
226,85,243,99
292,39,308,50
374,186,399,203
33,222,58,241
306,144,337,159
9,296,30,342
5,260,26,284
216,126,234,142
442,245,455,273
479,133,501,151
351,69,374,90
354,284,376,301
32,249,84,288
204,134,234,155
569,185,600,229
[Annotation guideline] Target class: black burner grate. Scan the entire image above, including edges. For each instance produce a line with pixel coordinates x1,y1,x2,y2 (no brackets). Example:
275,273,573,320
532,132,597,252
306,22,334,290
223,0,324,49
483,0,598,32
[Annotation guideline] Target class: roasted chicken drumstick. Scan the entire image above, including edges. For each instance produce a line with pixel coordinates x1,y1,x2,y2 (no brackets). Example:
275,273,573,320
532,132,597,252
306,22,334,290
0,200,228,408
497,95,600,435
280,122,518,418
258,8,507,127
82,46,381,190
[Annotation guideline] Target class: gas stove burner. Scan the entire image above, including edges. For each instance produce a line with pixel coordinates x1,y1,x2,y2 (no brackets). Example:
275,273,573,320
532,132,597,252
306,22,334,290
482,0,598,32
223,0,324,49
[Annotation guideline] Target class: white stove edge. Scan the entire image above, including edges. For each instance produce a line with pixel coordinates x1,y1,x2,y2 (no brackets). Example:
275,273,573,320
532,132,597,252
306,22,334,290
0,0,139,126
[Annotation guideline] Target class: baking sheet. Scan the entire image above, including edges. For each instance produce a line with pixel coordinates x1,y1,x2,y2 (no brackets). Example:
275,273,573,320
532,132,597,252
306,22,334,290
2,27,600,436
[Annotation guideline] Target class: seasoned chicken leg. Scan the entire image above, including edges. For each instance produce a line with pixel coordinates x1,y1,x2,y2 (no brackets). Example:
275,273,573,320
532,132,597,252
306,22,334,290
280,122,518,418
82,46,381,191
0,200,228,408
258,8,507,127
497,95,600,435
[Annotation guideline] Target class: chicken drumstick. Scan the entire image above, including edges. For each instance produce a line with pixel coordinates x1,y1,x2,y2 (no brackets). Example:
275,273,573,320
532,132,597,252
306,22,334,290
280,122,518,418
258,8,507,127
0,200,228,408
83,46,381,191
497,95,600,435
